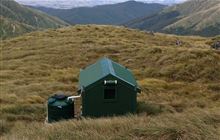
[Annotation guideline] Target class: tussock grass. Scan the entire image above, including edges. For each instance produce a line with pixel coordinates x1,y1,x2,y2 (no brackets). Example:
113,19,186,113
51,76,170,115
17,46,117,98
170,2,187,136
2,109,220,140
0,25,220,139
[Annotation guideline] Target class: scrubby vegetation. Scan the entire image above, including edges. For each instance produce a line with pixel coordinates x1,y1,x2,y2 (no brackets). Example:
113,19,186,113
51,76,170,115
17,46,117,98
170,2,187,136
0,25,220,139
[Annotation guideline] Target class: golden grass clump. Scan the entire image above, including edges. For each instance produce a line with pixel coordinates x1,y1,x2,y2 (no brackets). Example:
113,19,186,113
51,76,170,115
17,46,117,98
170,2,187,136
2,109,220,140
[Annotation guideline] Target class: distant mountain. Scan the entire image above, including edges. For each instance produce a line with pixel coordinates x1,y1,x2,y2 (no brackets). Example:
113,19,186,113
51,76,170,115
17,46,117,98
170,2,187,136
15,0,187,9
0,0,68,39
32,1,166,25
125,0,220,37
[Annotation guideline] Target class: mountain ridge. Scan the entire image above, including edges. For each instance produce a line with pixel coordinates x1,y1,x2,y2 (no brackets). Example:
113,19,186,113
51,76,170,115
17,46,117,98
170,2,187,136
0,0,68,39
31,1,166,25
15,0,187,9
125,0,220,37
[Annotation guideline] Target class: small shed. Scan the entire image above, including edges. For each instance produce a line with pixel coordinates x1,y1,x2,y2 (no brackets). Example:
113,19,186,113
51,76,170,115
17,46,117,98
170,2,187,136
79,57,141,117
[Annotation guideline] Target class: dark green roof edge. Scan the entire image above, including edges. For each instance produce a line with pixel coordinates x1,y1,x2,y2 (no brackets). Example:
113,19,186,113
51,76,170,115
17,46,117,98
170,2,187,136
79,57,139,89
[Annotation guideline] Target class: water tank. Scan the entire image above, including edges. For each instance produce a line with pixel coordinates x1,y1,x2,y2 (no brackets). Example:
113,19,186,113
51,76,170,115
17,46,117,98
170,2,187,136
47,94,74,123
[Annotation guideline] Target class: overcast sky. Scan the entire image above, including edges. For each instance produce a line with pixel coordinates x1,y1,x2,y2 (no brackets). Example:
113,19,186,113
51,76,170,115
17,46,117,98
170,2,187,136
15,0,188,9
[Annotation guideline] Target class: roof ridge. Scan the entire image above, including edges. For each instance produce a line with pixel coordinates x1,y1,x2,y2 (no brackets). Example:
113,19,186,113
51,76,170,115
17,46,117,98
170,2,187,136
106,58,115,76
100,58,115,76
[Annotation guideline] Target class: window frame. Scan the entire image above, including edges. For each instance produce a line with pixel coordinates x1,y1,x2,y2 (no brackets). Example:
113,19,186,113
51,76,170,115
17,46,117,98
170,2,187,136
103,84,117,102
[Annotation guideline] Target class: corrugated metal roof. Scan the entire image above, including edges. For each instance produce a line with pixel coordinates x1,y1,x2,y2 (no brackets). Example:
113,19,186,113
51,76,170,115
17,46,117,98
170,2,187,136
79,57,138,89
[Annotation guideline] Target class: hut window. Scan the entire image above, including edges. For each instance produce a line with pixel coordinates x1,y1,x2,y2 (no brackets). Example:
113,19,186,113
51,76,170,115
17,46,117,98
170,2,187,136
104,80,117,100
104,86,116,99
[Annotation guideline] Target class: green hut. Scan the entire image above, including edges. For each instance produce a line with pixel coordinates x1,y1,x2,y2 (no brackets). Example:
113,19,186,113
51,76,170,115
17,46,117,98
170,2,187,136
79,57,141,117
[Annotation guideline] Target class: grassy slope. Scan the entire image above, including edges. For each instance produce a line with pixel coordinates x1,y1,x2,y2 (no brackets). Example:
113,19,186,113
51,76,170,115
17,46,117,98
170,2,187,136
164,0,220,36
126,0,220,37
0,0,68,39
0,25,220,139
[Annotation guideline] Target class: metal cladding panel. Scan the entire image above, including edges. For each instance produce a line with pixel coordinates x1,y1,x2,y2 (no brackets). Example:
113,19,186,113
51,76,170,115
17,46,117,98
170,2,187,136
79,60,104,88
82,75,137,117
111,61,138,87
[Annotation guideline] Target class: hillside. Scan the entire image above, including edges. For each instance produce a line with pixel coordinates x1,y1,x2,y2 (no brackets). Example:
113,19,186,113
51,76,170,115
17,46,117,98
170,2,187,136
15,0,185,9
0,16,36,38
0,0,68,39
125,0,220,37
1,25,220,139
32,1,166,25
